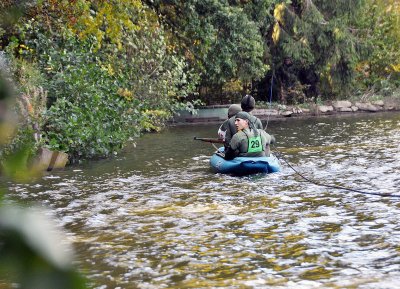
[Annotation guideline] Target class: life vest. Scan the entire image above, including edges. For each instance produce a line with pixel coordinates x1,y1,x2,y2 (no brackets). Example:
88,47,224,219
243,130,264,153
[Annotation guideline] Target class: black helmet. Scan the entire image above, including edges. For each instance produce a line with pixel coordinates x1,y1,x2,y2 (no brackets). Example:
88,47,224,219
240,95,255,112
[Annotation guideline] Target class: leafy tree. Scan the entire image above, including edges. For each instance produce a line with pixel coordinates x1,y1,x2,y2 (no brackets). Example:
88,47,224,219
353,0,400,92
143,0,268,98
268,0,366,101
2,0,199,160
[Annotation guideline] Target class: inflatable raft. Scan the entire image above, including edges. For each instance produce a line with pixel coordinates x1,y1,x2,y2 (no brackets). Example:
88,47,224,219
210,148,281,176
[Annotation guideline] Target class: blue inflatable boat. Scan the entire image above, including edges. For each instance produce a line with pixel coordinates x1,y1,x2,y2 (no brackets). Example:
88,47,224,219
210,148,281,176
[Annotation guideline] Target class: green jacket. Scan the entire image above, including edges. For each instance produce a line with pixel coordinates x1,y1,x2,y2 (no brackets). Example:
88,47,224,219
225,128,274,160
223,114,263,150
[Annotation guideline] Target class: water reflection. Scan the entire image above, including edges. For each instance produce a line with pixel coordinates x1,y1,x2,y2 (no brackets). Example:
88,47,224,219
7,112,400,288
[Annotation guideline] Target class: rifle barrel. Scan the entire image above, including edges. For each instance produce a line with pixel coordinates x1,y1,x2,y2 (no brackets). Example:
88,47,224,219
194,137,224,144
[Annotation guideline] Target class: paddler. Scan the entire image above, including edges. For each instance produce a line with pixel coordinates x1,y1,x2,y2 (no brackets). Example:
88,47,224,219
217,103,241,142
222,111,275,160
223,95,263,151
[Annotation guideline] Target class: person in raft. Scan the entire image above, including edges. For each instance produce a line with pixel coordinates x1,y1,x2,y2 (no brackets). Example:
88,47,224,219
223,95,263,151
217,104,242,141
223,111,275,160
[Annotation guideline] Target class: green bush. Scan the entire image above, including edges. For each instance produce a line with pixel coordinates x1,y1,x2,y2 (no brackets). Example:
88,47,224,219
0,51,45,164
13,19,198,161
44,96,142,162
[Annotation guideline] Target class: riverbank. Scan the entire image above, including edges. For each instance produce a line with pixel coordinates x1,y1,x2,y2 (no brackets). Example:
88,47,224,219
172,96,400,124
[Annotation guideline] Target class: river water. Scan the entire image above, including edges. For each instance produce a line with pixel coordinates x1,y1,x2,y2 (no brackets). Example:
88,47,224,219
7,112,400,288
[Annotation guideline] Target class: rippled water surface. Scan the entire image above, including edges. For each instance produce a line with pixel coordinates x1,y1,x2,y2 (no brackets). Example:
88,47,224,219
7,112,400,288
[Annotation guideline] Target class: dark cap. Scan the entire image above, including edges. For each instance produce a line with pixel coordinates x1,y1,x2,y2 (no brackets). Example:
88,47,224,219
240,95,255,112
235,111,252,121
235,111,259,135
227,104,241,118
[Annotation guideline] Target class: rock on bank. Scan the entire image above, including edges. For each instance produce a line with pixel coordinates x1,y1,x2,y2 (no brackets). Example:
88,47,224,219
173,98,400,124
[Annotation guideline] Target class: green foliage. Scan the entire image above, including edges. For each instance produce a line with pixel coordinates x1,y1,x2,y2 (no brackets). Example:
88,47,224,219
0,54,41,173
7,4,199,161
146,0,268,86
353,0,400,91
0,127,39,180
271,1,365,97
4,48,46,94
0,206,88,289
111,17,200,112
199,2,268,84
34,32,143,160
73,0,143,50
44,95,141,161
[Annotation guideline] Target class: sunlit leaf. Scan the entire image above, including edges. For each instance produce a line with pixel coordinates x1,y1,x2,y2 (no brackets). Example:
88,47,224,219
0,206,87,289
